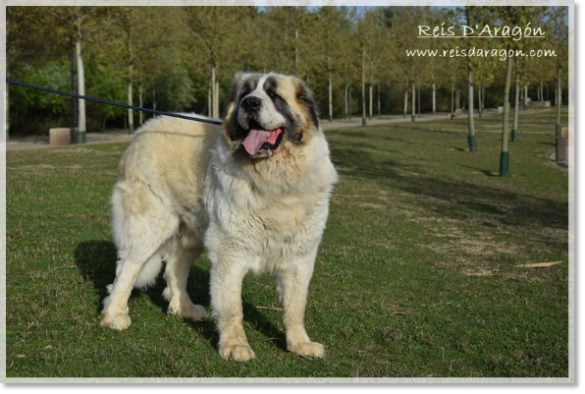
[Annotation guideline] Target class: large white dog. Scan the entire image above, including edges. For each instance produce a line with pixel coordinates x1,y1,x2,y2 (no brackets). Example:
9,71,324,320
100,72,338,362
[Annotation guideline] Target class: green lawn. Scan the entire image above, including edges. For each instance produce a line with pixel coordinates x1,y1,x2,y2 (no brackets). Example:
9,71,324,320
5,107,569,378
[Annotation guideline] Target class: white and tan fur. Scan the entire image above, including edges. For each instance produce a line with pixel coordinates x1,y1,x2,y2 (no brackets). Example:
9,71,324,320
101,73,338,362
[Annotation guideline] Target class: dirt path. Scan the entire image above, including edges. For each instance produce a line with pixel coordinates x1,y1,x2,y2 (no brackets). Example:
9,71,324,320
4,111,496,151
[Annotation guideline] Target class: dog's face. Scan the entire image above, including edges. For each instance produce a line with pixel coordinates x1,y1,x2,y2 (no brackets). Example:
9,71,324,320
224,73,320,159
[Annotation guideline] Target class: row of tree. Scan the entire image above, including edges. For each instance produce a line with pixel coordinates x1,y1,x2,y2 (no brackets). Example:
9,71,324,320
7,6,569,159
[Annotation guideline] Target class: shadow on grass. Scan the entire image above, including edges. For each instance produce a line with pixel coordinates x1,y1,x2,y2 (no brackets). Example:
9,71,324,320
460,165,498,177
329,138,567,238
73,241,285,351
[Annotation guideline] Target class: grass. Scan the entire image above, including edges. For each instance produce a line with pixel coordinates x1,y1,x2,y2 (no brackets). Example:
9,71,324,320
4,107,569,379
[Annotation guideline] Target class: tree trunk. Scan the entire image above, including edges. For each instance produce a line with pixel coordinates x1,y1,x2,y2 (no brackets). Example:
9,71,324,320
5,71,9,141
403,82,408,118
556,66,562,135
76,39,86,143
411,81,415,122
524,84,528,109
369,84,373,120
512,63,520,142
500,55,513,177
69,38,77,143
432,83,436,115
208,84,212,117
478,84,482,118
328,60,332,122
127,64,134,134
361,47,366,126
215,78,220,118
152,77,156,111
377,83,381,116
369,61,373,120
344,83,348,120
467,68,477,152
450,83,455,119
456,86,460,109
211,66,217,118
348,76,352,122
295,28,299,75
138,72,143,126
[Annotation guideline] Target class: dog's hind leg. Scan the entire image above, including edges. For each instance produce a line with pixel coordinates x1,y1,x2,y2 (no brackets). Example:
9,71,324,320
101,245,162,330
163,241,208,322
101,182,179,330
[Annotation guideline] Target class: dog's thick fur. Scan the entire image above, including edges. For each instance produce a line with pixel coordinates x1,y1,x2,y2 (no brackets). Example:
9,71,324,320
101,72,338,361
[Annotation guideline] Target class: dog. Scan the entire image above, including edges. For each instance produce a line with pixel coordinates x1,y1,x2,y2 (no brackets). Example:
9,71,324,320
100,72,338,362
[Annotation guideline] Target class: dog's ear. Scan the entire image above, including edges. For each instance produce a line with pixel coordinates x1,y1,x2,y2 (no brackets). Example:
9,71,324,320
294,78,320,130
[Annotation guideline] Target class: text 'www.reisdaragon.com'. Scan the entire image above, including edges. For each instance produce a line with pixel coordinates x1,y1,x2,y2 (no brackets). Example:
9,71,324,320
406,47,557,61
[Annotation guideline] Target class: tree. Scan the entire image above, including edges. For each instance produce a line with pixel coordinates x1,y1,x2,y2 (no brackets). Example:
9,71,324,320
547,7,569,136
47,7,100,143
499,54,513,177
98,7,185,133
316,7,348,121
184,7,252,118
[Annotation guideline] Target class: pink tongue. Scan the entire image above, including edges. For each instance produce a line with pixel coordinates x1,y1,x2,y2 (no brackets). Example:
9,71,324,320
242,128,282,155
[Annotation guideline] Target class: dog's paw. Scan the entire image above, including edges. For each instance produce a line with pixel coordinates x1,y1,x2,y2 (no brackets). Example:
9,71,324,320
219,343,256,362
168,301,208,322
288,341,325,359
100,313,131,330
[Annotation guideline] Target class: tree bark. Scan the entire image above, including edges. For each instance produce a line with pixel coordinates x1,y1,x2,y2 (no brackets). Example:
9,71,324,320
478,84,482,118
344,83,348,120
138,72,143,126
127,64,134,134
403,82,408,118
348,76,352,122
75,39,86,143
215,78,220,118
500,55,513,177
361,47,366,126
467,68,476,151
377,83,381,116
5,71,9,141
328,57,332,122
432,83,436,115
411,81,415,122
211,66,217,118
208,84,212,117
556,66,562,135
512,62,520,142
369,61,373,120
70,39,77,143
450,83,454,119
295,28,299,75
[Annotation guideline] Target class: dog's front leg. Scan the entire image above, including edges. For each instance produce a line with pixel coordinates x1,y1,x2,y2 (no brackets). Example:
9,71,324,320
210,261,255,362
274,250,325,359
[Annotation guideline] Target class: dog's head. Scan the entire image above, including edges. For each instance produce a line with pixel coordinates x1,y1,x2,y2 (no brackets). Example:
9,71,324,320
224,72,320,159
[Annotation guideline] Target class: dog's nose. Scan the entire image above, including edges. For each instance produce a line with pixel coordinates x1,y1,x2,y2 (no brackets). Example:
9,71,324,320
241,97,261,112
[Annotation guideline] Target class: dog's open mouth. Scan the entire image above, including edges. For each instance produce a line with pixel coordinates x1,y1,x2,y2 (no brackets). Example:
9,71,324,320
242,120,285,157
